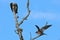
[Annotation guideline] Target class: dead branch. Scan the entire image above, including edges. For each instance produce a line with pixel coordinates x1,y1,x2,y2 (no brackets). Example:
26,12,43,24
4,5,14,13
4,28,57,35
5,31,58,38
32,35,41,40
10,0,30,40
30,32,41,40
18,0,30,26
30,32,32,40
13,11,24,40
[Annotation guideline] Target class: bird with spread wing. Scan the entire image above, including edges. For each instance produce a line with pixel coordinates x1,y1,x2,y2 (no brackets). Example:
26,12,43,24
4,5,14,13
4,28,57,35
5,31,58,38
35,22,52,36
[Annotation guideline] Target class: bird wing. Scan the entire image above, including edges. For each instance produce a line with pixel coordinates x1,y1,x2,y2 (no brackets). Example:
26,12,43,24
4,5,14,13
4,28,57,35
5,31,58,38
41,24,52,31
35,25,40,31
10,3,13,11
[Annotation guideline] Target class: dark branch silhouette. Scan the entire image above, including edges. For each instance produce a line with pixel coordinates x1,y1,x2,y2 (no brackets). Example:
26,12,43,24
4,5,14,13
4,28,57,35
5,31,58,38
32,35,41,40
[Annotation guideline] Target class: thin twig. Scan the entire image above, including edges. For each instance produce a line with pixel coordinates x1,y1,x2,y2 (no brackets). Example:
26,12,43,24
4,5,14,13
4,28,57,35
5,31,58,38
30,32,32,40
18,0,30,26
32,35,41,40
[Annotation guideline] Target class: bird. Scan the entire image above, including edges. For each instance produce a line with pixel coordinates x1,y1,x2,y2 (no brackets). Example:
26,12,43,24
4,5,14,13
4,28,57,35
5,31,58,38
10,2,18,14
35,22,52,36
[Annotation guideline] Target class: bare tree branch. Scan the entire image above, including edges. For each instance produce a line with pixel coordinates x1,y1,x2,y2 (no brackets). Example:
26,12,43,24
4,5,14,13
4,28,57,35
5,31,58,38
18,0,30,26
30,32,41,40
13,12,18,28
10,0,30,40
32,35,41,40
13,11,24,40
30,32,32,40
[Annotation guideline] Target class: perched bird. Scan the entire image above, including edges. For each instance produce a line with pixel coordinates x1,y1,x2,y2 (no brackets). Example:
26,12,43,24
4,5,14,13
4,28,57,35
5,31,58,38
35,22,52,36
10,2,18,14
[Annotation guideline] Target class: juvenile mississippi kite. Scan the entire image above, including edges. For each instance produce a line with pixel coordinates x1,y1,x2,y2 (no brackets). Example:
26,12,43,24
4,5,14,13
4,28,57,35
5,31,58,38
35,22,52,36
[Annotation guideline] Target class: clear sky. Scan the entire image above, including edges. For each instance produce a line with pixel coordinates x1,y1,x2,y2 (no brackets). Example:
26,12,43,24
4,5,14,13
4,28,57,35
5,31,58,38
0,0,60,40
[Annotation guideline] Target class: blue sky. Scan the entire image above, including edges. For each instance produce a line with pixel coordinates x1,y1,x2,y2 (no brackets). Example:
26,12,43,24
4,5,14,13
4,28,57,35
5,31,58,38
0,0,60,40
